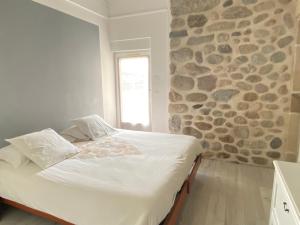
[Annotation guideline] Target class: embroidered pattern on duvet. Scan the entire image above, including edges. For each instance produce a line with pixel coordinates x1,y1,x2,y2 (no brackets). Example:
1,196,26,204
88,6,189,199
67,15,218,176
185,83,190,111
73,137,141,159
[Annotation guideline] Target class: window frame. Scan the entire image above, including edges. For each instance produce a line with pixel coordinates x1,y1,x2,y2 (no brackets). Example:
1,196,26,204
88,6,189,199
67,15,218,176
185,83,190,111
114,51,152,130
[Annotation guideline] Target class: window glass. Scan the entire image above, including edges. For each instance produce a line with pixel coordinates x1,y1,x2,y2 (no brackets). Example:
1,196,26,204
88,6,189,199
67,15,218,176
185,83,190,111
118,56,150,127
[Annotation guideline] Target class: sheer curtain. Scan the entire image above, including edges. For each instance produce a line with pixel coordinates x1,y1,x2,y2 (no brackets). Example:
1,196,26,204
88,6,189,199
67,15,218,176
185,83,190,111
116,53,151,131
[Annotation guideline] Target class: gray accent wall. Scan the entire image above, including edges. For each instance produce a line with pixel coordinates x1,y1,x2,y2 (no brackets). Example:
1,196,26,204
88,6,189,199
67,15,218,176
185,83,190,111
0,0,102,147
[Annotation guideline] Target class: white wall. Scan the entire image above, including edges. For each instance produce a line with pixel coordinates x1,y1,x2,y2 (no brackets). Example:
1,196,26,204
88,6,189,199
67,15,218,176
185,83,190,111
107,0,168,17
32,0,117,126
109,11,170,132
32,0,170,132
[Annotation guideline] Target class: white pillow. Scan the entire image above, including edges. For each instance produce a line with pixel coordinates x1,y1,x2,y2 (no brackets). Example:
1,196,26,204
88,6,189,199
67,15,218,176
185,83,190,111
0,145,29,168
60,125,90,142
6,128,79,169
72,114,117,140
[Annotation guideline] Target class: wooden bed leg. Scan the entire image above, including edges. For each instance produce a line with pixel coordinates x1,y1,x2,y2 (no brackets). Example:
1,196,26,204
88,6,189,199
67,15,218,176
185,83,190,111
0,198,4,220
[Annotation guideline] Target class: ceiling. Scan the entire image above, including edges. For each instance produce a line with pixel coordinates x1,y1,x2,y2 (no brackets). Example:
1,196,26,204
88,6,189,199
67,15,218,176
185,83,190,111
70,0,109,17
69,0,169,17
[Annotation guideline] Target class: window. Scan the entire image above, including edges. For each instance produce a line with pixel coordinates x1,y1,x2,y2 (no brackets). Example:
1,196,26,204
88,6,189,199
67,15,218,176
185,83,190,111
115,52,151,131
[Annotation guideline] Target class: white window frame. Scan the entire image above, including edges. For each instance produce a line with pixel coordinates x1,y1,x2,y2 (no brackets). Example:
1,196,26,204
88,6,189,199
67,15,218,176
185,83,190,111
114,51,152,130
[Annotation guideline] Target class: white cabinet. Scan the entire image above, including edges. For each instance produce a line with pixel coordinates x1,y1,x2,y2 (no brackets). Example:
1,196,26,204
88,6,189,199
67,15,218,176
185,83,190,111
270,161,300,225
270,212,279,225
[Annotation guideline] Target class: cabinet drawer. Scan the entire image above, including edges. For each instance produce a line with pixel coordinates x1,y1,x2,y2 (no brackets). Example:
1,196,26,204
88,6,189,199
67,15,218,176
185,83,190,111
274,181,297,225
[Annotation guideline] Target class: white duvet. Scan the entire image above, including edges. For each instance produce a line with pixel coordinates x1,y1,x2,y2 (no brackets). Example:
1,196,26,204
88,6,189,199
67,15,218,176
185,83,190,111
0,130,202,225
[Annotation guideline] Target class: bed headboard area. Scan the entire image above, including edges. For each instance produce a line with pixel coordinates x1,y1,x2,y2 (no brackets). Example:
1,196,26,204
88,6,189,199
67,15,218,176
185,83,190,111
0,0,102,147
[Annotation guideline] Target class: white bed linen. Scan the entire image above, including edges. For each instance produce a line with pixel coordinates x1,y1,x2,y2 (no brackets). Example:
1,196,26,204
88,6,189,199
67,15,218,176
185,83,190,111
0,130,202,225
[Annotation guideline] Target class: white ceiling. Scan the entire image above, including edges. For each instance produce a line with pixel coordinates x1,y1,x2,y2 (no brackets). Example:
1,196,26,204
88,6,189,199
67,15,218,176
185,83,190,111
70,0,109,16
69,0,168,17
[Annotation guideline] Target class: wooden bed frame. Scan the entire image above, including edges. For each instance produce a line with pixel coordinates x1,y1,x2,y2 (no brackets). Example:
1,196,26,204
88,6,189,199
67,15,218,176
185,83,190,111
0,154,202,225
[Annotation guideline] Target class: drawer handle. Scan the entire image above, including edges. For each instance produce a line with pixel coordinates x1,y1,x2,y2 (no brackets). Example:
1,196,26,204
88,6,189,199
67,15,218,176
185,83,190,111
283,202,290,213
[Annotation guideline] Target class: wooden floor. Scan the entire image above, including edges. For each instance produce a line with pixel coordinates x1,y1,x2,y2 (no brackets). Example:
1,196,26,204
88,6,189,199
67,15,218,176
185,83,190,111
177,160,274,225
0,159,274,225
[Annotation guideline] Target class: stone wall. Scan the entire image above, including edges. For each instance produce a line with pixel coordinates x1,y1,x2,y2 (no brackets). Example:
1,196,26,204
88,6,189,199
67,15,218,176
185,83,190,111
169,0,296,166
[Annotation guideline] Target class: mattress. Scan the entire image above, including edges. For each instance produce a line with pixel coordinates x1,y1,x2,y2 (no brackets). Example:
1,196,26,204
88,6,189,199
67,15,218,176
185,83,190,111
0,130,202,225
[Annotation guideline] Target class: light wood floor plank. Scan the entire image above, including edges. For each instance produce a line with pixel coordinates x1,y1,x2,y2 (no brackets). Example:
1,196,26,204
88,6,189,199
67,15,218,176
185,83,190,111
0,159,274,225
177,159,274,225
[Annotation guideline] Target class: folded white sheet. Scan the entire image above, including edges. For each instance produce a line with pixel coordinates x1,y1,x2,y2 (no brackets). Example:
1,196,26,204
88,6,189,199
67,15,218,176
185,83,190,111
0,130,202,225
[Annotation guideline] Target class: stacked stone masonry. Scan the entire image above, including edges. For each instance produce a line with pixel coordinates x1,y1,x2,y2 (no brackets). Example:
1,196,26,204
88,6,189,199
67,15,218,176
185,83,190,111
169,0,296,166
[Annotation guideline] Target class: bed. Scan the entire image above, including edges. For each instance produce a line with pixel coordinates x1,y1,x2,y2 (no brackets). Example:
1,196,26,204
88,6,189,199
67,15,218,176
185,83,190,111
0,129,202,225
